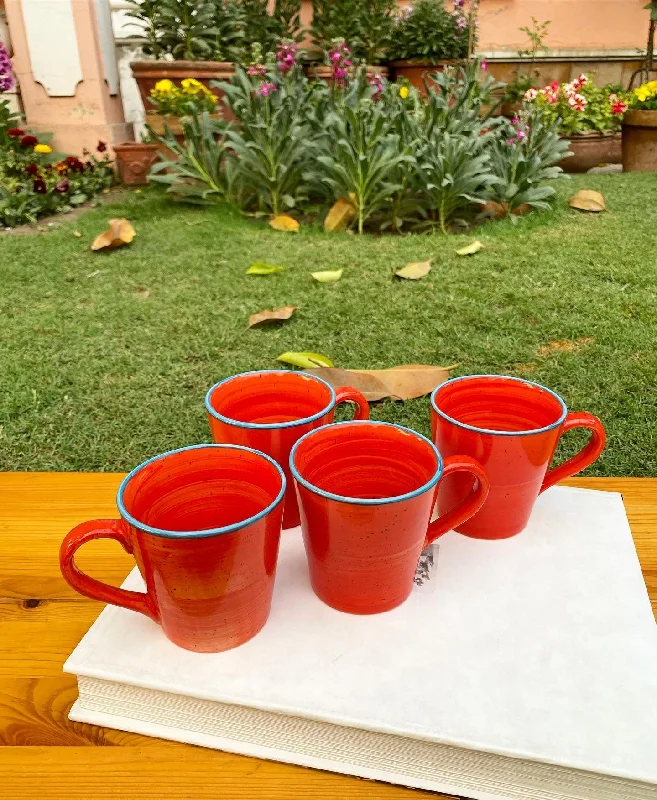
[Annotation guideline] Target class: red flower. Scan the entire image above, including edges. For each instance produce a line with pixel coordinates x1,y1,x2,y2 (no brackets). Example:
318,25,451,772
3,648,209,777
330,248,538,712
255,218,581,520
25,163,40,175
33,178,47,194
21,135,39,147
97,140,107,153
55,178,70,193
8,128,25,137
65,155,84,172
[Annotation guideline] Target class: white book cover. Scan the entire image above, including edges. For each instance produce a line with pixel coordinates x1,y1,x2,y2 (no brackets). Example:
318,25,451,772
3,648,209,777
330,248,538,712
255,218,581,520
65,487,657,800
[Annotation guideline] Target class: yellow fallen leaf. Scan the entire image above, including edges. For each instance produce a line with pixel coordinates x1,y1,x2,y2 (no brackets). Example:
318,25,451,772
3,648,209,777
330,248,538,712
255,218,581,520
312,269,343,283
395,261,432,280
456,240,484,256
248,306,297,328
91,218,136,252
569,190,605,213
269,214,300,232
246,262,285,275
324,197,357,233
277,351,334,368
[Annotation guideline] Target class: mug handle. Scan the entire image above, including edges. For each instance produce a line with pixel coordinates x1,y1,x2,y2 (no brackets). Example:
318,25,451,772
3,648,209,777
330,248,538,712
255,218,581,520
60,519,159,622
540,412,606,494
335,386,370,420
424,456,490,547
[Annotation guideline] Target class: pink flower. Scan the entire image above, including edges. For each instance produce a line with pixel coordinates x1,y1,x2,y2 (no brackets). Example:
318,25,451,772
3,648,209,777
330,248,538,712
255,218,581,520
515,129,526,140
368,72,384,102
523,88,538,101
611,98,628,115
258,82,278,97
511,116,520,124
456,15,468,29
276,41,298,75
572,74,588,90
480,59,488,71
247,64,267,77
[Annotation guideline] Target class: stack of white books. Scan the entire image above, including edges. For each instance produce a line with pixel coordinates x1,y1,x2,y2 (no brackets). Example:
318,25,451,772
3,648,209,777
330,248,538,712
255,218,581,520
65,486,657,800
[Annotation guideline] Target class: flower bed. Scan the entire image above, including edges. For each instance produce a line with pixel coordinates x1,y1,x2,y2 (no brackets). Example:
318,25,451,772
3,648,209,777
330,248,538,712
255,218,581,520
149,50,569,234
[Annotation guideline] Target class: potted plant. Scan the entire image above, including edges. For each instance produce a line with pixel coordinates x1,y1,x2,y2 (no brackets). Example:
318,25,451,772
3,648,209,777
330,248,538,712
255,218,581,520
622,79,657,171
524,75,627,172
389,0,472,92
128,0,246,116
500,18,551,118
308,0,393,79
113,136,159,186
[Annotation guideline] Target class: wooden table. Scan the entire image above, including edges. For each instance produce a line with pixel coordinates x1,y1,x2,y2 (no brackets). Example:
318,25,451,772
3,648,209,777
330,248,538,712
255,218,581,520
1,474,656,800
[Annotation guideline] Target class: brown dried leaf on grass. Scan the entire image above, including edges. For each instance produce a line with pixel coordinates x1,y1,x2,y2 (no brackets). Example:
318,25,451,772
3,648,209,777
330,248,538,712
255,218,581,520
269,215,300,232
248,306,297,328
305,364,456,402
569,190,605,213
324,196,357,233
536,338,594,357
91,218,136,252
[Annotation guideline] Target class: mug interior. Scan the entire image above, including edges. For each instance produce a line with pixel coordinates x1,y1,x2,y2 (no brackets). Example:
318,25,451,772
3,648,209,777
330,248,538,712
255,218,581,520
207,371,334,427
433,376,566,434
292,422,440,502
120,445,284,535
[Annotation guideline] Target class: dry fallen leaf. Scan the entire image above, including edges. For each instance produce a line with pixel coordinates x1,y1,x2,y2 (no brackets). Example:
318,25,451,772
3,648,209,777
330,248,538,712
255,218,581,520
537,337,594,357
245,262,285,275
312,269,343,283
569,190,605,213
133,286,150,299
395,261,432,280
324,196,357,233
277,351,334,369
305,364,456,402
91,218,136,252
73,230,82,238
248,306,297,328
456,240,484,256
269,214,300,232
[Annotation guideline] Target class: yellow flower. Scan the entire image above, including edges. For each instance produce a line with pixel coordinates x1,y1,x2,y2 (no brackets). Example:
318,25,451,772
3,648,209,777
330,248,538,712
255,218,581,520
182,78,203,94
34,143,52,154
399,85,409,99
154,79,174,93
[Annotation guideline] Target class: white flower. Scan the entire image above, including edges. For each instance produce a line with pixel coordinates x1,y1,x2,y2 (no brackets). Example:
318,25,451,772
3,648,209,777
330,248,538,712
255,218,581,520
523,88,539,101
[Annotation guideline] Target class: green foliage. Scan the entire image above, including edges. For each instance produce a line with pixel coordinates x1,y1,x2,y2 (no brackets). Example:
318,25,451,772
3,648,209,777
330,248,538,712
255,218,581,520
486,110,571,216
505,17,551,102
389,0,471,62
220,66,315,215
149,110,234,203
0,100,113,227
311,77,414,233
529,76,626,135
310,0,396,63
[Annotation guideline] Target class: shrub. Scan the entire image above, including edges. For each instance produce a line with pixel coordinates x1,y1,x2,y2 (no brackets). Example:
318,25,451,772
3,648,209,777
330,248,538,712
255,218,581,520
389,0,472,62
311,0,396,64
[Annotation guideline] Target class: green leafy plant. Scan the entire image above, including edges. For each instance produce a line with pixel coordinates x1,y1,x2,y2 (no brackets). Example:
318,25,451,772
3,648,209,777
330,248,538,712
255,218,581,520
485,109,570,216
310,0,395,63
389,0,471,62
149,110,235,203
218,65,315,215
504,18,551,103
310,1,358,57
312,76,415,233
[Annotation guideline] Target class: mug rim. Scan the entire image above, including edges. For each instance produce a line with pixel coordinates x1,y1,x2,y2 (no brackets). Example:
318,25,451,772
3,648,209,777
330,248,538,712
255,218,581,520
117,443,286,539
431,374,568,437
290,420,444,506
205,370,337,430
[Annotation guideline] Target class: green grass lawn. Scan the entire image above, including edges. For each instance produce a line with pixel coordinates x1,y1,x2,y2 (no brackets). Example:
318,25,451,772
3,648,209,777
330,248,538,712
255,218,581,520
1,172,656,476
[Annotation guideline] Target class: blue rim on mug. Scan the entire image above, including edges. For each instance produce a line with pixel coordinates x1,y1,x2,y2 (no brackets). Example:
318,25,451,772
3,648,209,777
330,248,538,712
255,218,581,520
431,374,568,438
290,420,444,506
117,443,286,539
205,370,338,431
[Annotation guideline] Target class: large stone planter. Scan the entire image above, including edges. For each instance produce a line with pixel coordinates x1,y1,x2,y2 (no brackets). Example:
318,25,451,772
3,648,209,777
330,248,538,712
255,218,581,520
113,142,159,186
390,60,457,95
130,60,235,120
622,110,657,172
557,132,622,173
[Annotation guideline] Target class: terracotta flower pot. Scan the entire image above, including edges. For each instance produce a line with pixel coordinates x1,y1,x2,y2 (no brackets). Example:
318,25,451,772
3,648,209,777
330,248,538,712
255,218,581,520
305,64,389,84
130,60,235,120
113,142,159,186
390,60,457,95
557,132,622,173
622,110,657,172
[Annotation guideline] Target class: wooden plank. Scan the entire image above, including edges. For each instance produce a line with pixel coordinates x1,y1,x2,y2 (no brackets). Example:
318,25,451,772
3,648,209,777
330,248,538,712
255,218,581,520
0,747,444,800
